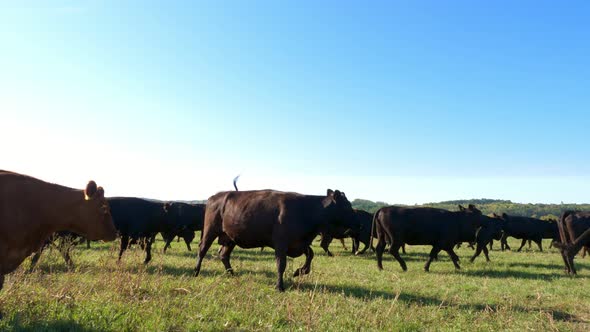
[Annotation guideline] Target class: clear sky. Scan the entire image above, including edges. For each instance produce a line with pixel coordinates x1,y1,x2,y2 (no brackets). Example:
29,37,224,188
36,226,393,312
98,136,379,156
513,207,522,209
1,1,589,204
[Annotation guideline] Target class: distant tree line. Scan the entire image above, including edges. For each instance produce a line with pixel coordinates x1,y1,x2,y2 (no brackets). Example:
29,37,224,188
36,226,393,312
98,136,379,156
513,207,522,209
351,198,590,220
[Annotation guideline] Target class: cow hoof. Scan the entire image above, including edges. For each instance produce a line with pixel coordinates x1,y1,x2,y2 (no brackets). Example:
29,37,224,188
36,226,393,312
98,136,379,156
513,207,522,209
327,252,333,257
276,285,285,292
293,268,310,277
226,268,234,275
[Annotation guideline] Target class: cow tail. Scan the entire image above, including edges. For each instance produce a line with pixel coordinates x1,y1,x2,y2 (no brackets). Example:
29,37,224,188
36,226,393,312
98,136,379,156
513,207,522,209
369,208,381,252
558,211,572,244
233,175,240,191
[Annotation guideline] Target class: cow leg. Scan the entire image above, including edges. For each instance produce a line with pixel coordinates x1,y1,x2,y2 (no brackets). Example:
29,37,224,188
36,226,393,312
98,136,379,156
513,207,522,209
118,235,129,261
29,250,43,272
219,240,236,274
389,244,407,271
535,239,543,252
184,237,192,251
86,239,91,249
501,234,510,251
294,246,314,277
163,238,172,253
0,274,3,319
489,240,494,251
340,238,348,251
446,249,461,270
401,244,406,254
567,253,577,275
356,240,369,255
376,236,387,270
560,251,574,275
517,239,527,252
482,245,490,262
320,234,333,257
144,237,154,264
352,238,359,254
470,244,484,263
58,238,74,270
194,229,219,277
424,246,441,272
528,240,532,249
275,249,287,292
59,247,74,270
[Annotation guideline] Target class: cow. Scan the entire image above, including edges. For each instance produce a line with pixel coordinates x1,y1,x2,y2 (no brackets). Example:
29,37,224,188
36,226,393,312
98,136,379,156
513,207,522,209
194,189,355,291
160,202,206,252
108,197,171,264
372,204,500,272
351,209,375,254
495,214,559,252
28,231,87,271
319,209,361,256
552,211,590,274
0,170,116,319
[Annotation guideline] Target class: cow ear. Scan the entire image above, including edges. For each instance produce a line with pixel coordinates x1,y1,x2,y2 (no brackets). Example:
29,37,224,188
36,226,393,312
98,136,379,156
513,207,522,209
327,189,334,196
85,181,98,200
468,204,476,210
458,205,465,211
96,187,105,198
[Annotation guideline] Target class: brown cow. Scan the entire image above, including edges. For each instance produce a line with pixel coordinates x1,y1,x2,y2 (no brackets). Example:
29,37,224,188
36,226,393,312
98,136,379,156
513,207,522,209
553,211,590,274
0,170,117,319
194,189,355,291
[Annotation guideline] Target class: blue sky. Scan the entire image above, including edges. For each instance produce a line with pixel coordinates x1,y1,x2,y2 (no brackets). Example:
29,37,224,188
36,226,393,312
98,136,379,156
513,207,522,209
1,1,589,203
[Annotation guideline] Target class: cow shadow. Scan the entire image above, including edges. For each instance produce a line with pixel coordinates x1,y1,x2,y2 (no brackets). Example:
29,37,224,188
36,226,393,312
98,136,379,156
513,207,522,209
289,282,581,322
440,269,568,280
506,261,571,270
3,319,101,332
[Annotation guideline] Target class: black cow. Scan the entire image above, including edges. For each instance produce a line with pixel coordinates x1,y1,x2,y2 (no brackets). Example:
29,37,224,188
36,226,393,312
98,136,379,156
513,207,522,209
372,204,500,272
352,209,375,254
553,211,590,274
160,202,206,252
194,189,355,291
495,214,559,252
108,197,170,264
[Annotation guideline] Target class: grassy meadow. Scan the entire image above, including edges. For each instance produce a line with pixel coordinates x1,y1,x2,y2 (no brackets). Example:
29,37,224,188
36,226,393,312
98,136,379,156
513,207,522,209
1,237,589,331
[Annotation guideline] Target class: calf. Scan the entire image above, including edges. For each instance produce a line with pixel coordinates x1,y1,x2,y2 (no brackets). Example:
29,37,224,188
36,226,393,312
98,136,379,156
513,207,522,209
0,170,116,319
372,204,499,272
553,211,590,274
108,197,170,264
194,189,356,291
160,202,206,252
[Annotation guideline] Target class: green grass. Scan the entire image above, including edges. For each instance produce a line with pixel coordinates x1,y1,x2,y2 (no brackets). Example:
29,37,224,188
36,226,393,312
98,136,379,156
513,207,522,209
1,237,589,331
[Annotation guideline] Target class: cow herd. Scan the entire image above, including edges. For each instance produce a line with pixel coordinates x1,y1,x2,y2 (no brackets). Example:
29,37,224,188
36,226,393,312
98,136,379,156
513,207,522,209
1,169,590,318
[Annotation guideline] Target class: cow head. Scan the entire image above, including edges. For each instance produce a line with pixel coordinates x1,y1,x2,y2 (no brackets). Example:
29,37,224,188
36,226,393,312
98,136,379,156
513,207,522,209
487,213,506,240
323,189,356,232
458,204,491,228
79,181,117,241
